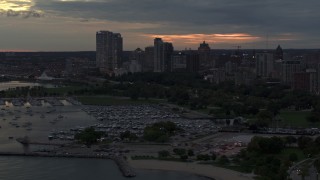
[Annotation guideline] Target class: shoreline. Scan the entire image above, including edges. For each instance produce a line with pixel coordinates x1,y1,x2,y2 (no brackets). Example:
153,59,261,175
128,159,254,180
0,152,136,177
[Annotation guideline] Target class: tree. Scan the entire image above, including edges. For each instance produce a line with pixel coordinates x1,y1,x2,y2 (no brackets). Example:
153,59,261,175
158,150,170,158
255,110,273,127
187,149,194,156
74,127,105,146
307,112,320,124
285,136,297,147
173,148,186,156
211,153,217,161
120,131,138,141
197,154,210,161
289,153,298,162
218,155,230,165
297,136,313,150
143,121,178,142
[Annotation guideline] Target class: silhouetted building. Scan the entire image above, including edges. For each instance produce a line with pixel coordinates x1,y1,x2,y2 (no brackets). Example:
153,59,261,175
186,52,200,73
256,53,274,78
282,57,303,87
144,46,154,72
96,31,123,74
294,69,317,93
131,48,145,71
198,41,214,70
153,38,174,72
274,45,283,60
171,52,187,72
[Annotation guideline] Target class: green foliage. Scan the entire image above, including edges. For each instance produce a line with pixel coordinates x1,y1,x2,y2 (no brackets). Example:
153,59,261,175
197,154,211,161
254,110,273,127
158,150,170,158
120,131,138,141
285,136,297,146
180,155,188,160
187,149,194,156
288,153,298,162
211,153,217,161
173,148,186,156
74,127,105,146
247,136,284,154
143,121,178,142
297,136,313,149
218,155,230,165
314,159,320,173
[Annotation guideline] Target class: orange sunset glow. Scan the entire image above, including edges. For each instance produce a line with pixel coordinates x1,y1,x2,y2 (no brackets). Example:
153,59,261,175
144,33,261,44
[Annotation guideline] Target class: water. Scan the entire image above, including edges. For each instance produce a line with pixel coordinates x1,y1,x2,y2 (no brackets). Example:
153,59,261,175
0,82,208,180
0,156,208,180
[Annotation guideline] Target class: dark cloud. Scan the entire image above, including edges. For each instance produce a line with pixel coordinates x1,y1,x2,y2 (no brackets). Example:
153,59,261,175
2,0,319,49
33,0,320,34
0,9,43,18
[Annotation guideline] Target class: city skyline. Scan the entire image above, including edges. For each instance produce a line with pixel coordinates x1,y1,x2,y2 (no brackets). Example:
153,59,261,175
0,0,320,51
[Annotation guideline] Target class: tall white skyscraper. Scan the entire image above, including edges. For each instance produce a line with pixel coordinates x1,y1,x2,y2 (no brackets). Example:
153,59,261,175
96,31,123,73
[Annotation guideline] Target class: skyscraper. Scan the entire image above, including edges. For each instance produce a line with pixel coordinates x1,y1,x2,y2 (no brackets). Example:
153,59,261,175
144,46,154,72
154,38,163,72
255,53,274,78
198,41,214,70
96,31,123,73
153,38,173,72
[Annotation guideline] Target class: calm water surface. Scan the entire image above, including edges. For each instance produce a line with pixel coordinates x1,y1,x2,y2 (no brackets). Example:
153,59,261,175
0,82,208,180
0,157,208,180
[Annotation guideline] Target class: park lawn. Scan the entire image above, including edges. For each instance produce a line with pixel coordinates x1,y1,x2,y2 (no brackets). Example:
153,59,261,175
281,148,306,162
279,110,316,128
44,86,85,95
77,96,165,105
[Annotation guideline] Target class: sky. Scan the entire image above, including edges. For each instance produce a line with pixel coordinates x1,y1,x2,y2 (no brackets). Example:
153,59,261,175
0,0,319,51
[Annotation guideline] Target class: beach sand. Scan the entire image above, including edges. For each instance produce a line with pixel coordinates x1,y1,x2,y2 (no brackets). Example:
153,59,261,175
128,159,254,180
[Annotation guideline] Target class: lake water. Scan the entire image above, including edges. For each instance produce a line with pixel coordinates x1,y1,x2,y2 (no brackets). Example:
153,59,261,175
0,156,208,180
0,82,209,180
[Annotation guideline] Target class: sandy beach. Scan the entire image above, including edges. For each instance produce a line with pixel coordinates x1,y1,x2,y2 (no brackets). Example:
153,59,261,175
128,159,254,180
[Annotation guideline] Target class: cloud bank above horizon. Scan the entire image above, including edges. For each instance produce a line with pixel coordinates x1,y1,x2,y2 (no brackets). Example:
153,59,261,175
0,0,319,51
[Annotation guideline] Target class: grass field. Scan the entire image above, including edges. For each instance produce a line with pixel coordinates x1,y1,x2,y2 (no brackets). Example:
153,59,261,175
77,96,165,106
281,148,306,161
44,86,86,95
279,110,316,128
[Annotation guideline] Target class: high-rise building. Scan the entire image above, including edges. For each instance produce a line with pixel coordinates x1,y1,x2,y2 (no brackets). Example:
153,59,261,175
163,42,174,72
294,69,317,93
198,41,214,70
274,45,283,60
153,38,174,72
255,53,274,78
154,38,163,72
144,46,154,72
96,31,123,73
186,51,200,73
282,57,303,87
131,48,145,71
171,52,187,72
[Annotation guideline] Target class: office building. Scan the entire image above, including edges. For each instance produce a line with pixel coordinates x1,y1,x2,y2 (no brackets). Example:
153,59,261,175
96,31,123,73
153,38,173,72
255,53,274,78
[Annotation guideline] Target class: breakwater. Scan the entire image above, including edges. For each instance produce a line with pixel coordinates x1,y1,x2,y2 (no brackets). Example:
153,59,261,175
0,152,136,178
